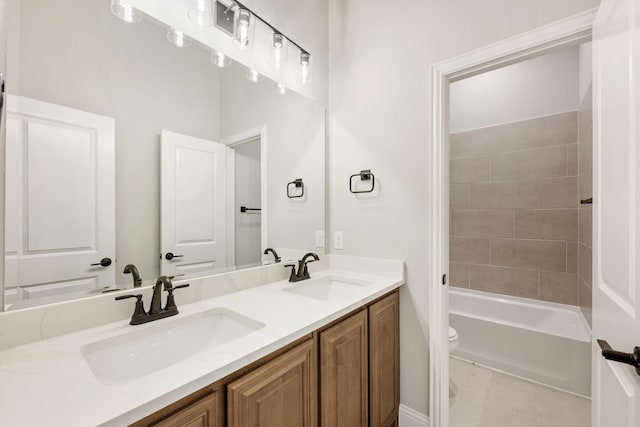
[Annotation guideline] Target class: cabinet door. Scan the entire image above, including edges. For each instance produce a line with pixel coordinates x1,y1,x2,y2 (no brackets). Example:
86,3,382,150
227,339,317,427
369,292,400,427
320,310,368,427
153,392,223,427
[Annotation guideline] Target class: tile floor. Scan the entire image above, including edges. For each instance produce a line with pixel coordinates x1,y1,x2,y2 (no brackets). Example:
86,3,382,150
450,357,590,427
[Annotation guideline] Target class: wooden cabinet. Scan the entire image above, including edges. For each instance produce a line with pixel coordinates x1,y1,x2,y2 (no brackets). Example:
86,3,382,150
227,339,318,427
150,391,223,427
132,290,399,427
319,309,369,427
369,292,400,427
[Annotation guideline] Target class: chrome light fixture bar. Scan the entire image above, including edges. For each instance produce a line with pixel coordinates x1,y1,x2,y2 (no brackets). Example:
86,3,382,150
215,0,312,84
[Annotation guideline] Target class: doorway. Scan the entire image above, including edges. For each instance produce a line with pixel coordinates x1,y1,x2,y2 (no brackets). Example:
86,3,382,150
427,9,597,426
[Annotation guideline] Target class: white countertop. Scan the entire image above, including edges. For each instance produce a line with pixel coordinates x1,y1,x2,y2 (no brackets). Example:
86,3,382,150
0,257,404,426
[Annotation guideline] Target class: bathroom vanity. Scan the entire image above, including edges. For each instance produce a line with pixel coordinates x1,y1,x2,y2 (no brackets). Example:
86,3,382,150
134,290,398,427
0,255,403,426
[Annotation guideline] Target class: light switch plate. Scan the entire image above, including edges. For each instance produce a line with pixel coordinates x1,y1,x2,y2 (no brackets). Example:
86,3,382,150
315,231,325,248
334,231,344,250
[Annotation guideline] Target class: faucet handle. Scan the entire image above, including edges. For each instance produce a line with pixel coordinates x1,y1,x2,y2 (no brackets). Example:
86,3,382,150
284,264,297,281
115,293,143,301
115,294,146,324
164,284,190,312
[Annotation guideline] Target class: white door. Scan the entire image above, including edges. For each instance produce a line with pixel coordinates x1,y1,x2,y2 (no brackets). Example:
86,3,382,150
592,0,640,425
160,130,227,276
5,95,115,301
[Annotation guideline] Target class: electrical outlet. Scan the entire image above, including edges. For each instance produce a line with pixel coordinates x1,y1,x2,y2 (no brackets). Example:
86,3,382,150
315,231,325,248
334,231,344,250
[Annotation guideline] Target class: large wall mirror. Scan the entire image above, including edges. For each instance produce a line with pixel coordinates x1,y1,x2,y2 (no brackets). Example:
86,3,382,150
3,0,325,310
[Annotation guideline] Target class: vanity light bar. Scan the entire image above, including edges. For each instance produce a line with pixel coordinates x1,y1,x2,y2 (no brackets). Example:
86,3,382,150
228,0,309,55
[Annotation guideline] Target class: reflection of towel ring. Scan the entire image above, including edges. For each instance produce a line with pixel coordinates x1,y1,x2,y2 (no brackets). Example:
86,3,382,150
349,169,375,194
287,178,304,198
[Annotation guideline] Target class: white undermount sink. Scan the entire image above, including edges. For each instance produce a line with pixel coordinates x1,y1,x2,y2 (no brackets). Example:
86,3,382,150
81,308,265,383
283,276,371,301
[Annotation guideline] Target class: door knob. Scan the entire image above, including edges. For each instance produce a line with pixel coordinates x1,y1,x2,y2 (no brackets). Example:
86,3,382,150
90,257,112,267
598,339,640,375
165,252,184,261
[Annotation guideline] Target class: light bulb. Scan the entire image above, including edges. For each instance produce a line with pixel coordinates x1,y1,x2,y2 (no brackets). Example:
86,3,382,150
300,52,312,85
246,69,260,83
275,83,287,95
270,33,287,70
233,8,254,50
110,0,141,23
211,51,232,68
188,0,214,27
167,28,192,47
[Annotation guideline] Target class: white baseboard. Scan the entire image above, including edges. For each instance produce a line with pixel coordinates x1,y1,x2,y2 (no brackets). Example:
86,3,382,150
399,404,429,427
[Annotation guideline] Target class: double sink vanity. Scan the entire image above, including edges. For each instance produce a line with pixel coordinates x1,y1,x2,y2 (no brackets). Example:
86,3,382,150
0,254,404,426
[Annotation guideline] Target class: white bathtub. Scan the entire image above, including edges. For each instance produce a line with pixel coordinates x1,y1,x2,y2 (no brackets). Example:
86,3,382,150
449,288,592,397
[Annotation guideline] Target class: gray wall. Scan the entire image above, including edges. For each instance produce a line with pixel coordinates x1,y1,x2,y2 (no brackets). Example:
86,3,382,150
234,139,262,266
327,0,599,415
220,64,325,256
7,0,222,284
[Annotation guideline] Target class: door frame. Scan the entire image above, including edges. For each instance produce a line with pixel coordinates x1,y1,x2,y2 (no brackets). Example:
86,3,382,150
427,9,596,426
221,125,268,267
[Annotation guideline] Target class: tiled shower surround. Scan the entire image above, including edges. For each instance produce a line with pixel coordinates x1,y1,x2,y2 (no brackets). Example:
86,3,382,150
449,111,580,305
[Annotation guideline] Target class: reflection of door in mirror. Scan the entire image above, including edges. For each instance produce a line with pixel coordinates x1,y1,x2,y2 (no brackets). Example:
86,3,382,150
231,137,262,267
5,95,116,308
160,130,227,277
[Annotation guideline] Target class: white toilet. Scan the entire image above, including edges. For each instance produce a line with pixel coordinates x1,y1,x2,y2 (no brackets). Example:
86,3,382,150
449,326,459,351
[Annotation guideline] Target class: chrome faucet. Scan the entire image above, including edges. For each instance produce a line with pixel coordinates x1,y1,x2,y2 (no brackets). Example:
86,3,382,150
285,252,319,282
123,264,142,288
264,248,281,263
116,275,189,325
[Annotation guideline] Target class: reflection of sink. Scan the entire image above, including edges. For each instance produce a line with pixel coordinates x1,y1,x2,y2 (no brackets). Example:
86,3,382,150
283,276,371,301
81,308,265,383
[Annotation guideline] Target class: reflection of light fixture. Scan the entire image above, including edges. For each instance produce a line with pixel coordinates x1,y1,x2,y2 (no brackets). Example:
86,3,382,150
270,33,287,70
110,0,141,23
233,8,255,50
167,28,192,47
188,0,214,26
246,69,260,83
300,52,312,85
211,50,232,68
275,83,287,95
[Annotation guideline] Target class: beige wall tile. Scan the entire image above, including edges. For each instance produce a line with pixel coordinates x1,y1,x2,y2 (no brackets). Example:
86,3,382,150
450,184,470,210
469,181,538,209
567,144,578,176
579,278,592,328
451,211,514,238
539,176,578,208
451,157,491,184
539,272,579,305
450,124,513,159
579,124,593,172
579,243,592,288
491,239,567,272
580,165,592,200
491,146,566,181
450,262,470,288
567,241,578,274
513,111,578,150
450,237,491,264
579,207,592,247
515,209,578,241
469,264,538,299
